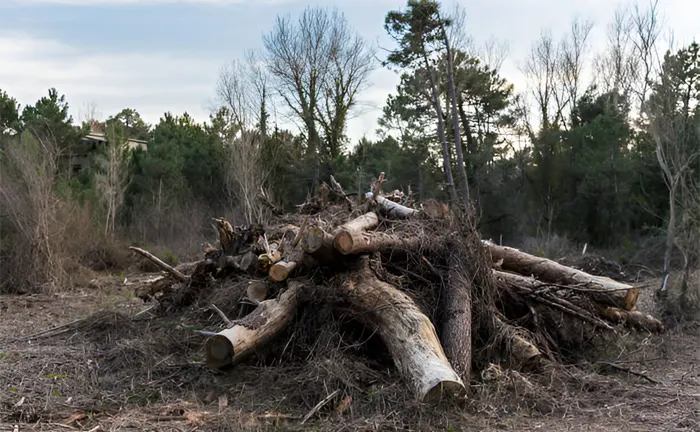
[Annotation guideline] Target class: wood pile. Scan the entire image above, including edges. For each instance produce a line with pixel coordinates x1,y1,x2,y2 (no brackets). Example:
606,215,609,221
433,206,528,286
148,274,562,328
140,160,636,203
131,173,664,405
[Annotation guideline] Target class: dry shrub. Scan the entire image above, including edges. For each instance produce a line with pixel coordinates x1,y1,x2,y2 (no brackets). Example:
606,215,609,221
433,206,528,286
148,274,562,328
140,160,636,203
520,233,580,259
123,198,236,262
0,132,104,293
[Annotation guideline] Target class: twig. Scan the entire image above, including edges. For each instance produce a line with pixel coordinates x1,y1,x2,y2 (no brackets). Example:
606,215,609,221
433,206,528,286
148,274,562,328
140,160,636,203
597,362,661,384
301,389,340,424
210,304,232,326
129,246,188,282
7,317,86,344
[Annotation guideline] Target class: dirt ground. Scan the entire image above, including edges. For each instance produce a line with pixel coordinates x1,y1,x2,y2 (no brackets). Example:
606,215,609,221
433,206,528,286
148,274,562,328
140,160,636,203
0,272,698,432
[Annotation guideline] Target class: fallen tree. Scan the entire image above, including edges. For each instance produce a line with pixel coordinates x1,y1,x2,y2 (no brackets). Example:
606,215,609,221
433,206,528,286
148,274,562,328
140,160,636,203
132,173,664,405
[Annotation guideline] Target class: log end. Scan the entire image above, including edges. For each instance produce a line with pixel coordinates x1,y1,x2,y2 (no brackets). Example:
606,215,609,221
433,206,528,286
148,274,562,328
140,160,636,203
624,287,640,311
421,379,466,404
333,230,354,255
247,281,268,302
301,227,325,253
206,335,235,369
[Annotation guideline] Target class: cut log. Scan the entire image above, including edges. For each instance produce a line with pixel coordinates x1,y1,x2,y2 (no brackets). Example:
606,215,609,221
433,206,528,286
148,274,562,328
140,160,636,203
440,254,472,381
269,248,305,282
301,227,332,254
341,212,379,232
485,242,639,310
493,316,545,370
333,230,425,256
596,306,665,333
247,280,268,303
338,257,465,403
205,280,305,369
365,193,421,218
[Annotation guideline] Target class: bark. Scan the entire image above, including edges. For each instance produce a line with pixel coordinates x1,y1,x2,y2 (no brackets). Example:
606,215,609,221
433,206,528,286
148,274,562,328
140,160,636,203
441,23,471,208
371,194,421,218
422,52,458,204
339,212,379,232
205,280,305,369
485,242,639,310
333,229,425,256
441,254,472,381
338,257,465,403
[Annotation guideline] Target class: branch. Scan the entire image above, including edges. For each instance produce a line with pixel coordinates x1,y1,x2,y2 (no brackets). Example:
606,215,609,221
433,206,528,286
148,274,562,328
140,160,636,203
129,247,188,282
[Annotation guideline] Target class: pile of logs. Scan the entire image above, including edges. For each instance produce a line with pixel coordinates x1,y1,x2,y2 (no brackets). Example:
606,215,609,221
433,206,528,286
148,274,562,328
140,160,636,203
131,174,664,405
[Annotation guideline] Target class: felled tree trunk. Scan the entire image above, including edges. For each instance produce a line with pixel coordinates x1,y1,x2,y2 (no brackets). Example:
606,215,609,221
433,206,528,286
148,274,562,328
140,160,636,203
205,281,305,369
441,254,472,381
334,230,425,256
373,194,421,218
485,242,639,310
338,257,465,403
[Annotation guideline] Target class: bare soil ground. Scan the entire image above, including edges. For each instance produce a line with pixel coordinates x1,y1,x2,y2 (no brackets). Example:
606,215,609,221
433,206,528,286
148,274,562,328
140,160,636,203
0,271,698,432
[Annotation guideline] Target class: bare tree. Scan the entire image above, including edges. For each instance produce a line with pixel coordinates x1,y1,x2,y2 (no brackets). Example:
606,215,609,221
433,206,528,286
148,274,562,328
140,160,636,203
523,30,559,128
216,50,270,134
480,37,509,72
630,0,662,118
439,7,470,207
224,131,279,225
263,6,376,161
647,44,700,304
594,6,639,97
94,124,131,237
558,17,594,115
0,132,65,292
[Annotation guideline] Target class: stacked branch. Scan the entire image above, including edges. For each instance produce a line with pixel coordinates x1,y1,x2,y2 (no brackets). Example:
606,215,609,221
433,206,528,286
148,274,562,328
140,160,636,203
131,172,664,405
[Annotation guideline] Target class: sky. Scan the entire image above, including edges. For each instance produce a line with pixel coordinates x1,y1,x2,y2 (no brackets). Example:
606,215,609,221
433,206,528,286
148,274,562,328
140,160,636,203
0,0,696,143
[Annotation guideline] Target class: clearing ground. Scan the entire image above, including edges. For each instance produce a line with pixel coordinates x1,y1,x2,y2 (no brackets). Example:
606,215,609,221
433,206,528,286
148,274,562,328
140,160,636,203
0,270,698,432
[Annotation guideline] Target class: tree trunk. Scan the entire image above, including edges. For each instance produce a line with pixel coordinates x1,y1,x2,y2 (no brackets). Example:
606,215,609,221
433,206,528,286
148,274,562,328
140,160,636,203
338,257,466,403
205,280,305,369
422,52,458,204
486,242,639,310
442,24,471,208
441,254,472,382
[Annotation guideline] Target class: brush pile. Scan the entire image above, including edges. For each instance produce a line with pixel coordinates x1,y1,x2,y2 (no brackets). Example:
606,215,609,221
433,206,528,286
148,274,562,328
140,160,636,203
131,173,664,405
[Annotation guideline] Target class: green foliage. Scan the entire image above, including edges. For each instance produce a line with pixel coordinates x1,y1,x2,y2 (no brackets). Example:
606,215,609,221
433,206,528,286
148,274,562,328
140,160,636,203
0,89,21,136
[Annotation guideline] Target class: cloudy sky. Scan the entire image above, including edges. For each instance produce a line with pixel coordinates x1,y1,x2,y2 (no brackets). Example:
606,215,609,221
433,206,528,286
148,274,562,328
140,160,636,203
0,0,695,142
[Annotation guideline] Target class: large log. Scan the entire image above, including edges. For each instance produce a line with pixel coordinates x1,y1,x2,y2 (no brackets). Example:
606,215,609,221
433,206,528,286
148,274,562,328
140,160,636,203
338,258,465,403
334,230,425,256
205,281,305,369
485,241,639,310
441,254,472,381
